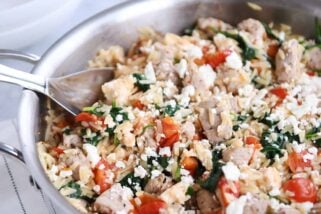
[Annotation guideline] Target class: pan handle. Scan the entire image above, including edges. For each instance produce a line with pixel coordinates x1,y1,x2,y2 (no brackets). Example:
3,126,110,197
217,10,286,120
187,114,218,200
0,49,40,64
0,142,24,164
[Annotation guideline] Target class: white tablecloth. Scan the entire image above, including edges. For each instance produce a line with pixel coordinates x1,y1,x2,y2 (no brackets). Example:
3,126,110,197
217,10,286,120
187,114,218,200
0,1,127,213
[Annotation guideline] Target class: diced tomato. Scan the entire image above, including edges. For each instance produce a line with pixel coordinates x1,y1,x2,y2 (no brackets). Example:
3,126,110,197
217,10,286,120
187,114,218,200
216,177,240,207
203,50,231,69
244,136,261,149
75,112,97,123
287,151,312,173
194,58,206,66
159,117,180,148
94,159,113,193
131,99,145,110
51,147,64,156
270,87,288,100
267,43,279,58
282,178,317,203
307,71,316,76
132,194,167,214
182,156,199,176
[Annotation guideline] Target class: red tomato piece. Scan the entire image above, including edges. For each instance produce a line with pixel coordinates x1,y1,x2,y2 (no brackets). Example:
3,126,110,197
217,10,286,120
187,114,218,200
267,43,279,58
182,157,199,176
270,87,288,100
75,112,97,123
132,194,167,214
159,117,180,148
307,71,316,76
203,50,231,69
287,151,312,173
51,147,64,156
94,159,113,193
131,99,145,110
283,178,317,203
216,177,240,207
245,136,261,149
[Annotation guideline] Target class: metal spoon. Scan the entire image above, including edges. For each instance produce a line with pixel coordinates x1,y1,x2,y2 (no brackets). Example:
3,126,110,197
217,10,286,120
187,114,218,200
0,64,114,115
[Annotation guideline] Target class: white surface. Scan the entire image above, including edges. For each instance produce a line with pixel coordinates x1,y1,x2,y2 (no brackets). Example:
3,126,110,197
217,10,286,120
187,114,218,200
0,0,83,49
0,1,127,213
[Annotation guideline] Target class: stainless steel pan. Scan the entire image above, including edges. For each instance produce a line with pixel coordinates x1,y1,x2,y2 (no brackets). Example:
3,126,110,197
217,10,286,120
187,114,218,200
1,0,321,213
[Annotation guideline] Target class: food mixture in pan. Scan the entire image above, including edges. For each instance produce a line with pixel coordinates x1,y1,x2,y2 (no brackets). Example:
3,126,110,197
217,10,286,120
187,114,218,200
38,17,321,213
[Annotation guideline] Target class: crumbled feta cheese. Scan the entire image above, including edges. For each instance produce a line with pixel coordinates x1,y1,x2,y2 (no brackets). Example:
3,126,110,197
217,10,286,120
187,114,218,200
269,188,281,196
182,85,195,97
141,154,148,161
308,147,318,155
222,162,241,181
159,147,171,156
303,152,314,162
93,185,101,193
134,166,148,179
198,64,216,87
180,169,190,176
175,59,188,78
186,45,203,58
144,62,156,82
226,195,248,214
115,161,126,169
238,84,254,97
181,175,194,184
59,169,73,178
225,51,243,69
83,143,100,167
151,170,162,179
292,141,305,153
115,114,123,122
145,147,158,157
295,202,314,213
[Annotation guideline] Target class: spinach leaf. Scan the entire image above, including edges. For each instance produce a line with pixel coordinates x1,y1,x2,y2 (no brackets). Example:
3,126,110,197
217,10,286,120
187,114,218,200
120,172,148,193
233,114,250,131
221,32,256,61
306,126,321,147
60,181,81,198
186,186,195,196
109,102,129,123
162,103,180,116
81,129,102,146
133,73,151,92
260,131,285,159
201,150,224,191
261,22,282,42
258,113,277,127
147,156,170,170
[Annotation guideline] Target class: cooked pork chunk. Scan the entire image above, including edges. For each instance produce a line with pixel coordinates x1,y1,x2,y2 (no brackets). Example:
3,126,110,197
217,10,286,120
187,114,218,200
144,174,173,194
196,189,220,214
275,39,304,83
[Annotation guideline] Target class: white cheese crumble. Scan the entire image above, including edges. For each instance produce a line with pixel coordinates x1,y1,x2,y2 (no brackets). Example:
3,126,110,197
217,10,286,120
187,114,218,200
269,187,281,196
145,147,158,157
225,51,243,69
226,194,248,214
115,161,126,169
186,45,203,58
144,62,156,82
83,143,100,167
222,162,241,181
115,114,123,122
198,64,216,87
175,59,188,78
134,166,148,179
59,169,73,178
159,147,171,156
182,85,195,97
151,169,162,179
292,141,305,153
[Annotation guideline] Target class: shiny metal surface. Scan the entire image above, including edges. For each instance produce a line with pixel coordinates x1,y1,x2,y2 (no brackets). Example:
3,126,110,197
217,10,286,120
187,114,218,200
0,49,40,63
14,0,321,213
0,65,114,115
0,142,24,163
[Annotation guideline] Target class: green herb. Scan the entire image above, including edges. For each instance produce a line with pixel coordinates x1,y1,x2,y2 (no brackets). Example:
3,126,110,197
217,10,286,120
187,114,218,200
258,113,277,127
83,105,104,116
233,114,250,131
186,186,195,196
60,181,82,198
62,127,71,135
84,134,102,146
133,73,151,92
158,156,170,169
306,126,321,147
201,150,224,191
261,22,282,42
120,172,148,193
221,32,256,61
162,103,180,116
173,166,181,181
113,135,120,146
140,124,155,135
109,102,129,123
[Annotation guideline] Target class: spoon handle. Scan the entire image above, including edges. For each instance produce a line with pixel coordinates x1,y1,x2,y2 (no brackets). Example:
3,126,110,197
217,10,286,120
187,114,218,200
0,64,46,94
